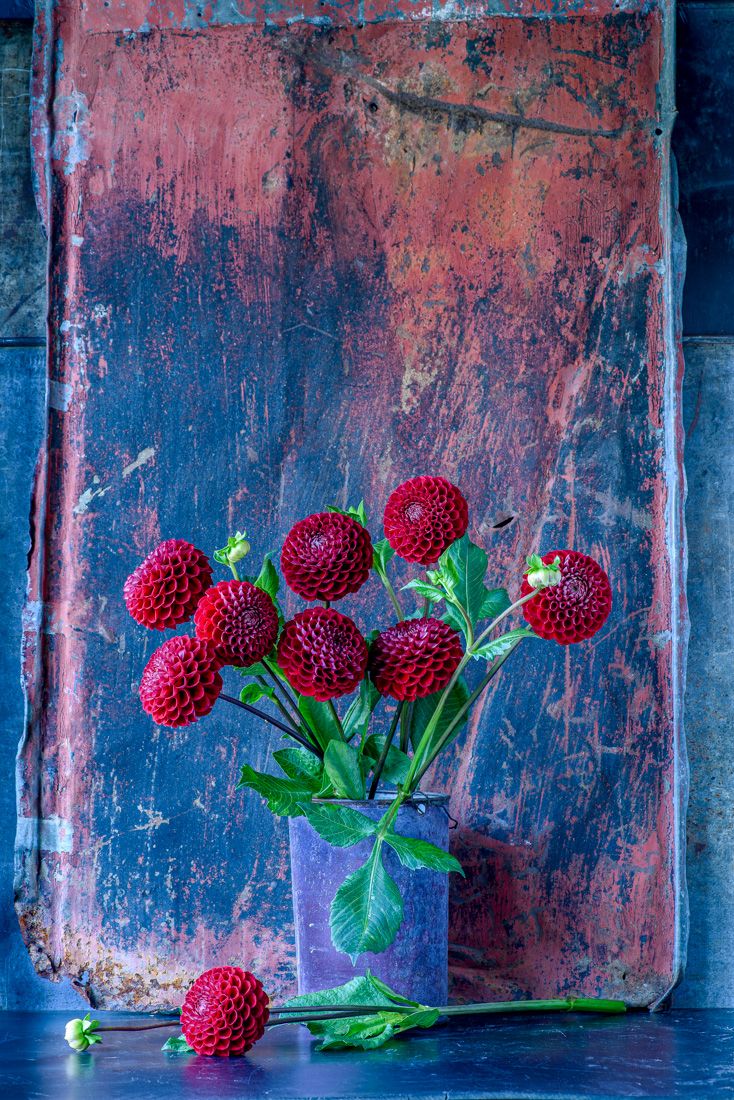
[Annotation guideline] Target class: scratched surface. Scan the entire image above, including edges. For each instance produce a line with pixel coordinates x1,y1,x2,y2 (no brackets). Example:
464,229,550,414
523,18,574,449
18,0,686,1010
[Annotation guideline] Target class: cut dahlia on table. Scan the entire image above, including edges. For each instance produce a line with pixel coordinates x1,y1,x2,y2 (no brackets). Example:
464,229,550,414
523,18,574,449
124,477,612,960
180,966,270,1057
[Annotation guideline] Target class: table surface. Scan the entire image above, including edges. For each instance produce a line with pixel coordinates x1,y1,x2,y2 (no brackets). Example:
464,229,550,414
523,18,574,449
1,1009,733,1100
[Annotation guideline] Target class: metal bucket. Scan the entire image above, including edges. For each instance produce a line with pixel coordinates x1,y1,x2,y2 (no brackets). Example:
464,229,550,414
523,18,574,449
288,792,449,1007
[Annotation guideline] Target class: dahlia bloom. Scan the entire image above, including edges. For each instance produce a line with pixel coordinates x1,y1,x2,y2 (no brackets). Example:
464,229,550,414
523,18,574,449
181,966,270,1057
521,550,612,644
383,476,468,565
139,635,222,727
194,580,279,666
369,617,463,701
281,511,373,601
277,607,368,700
124,538,212,630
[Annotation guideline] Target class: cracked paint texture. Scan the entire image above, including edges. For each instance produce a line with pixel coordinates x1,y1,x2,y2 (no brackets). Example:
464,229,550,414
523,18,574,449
18,0,685,1009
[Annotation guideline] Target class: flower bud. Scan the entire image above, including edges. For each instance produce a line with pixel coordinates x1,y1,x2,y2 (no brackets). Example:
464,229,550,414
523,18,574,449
64,1014,101,1052
228,532,251,565
524,554,562,590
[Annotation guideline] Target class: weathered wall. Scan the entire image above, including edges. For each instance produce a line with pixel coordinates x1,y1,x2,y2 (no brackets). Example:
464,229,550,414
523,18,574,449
0,21,77,1009
673,1,734,1008
14,0,685,1012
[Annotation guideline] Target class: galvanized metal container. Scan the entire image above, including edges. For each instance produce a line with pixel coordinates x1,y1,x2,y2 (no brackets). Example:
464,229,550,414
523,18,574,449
289,793,449,1007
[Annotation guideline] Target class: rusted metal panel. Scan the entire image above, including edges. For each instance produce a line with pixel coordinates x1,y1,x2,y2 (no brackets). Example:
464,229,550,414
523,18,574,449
18,0,685,1010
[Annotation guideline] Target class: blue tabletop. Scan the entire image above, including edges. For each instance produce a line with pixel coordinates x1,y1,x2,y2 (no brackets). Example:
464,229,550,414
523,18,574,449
1,1009,732,1099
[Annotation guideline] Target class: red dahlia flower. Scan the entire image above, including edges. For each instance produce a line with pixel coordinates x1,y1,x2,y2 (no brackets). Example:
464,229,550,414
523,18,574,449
369,617,463,701
277,607,368,700
281,512,373,601
181,966,270,1057
521,550,612,644
194,580,279,666
383,477,468,565
139,636,222,727
124,539,212,630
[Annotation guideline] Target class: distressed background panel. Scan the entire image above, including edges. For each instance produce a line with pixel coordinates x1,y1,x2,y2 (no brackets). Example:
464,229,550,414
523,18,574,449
17,1,684,1009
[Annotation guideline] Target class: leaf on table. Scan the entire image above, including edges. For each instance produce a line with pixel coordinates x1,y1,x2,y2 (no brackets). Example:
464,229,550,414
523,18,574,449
283,972,439,1051
330,845,404,959
161,1034,195,1053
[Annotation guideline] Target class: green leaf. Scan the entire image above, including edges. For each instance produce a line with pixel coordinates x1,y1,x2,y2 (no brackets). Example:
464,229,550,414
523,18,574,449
439,534,489,629
372,538,395,575
343,678,380,744
273,747,323,784
298,697,343,751
361,735,411,785
236,659,270,677
283,973,439,1051
300,802,377,847
385,833,464,875
330,845,404,959
401,579,445,602
323,741,365,800
479,586,511,620
254,552,280,601
409,676,471,754
162,1034,195,1053
326,500,368,527
239,681,275,706
471,627,536,663
237,765,314,817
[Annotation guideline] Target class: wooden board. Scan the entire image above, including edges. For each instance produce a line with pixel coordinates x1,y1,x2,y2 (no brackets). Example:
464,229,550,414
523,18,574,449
17,0,686,1009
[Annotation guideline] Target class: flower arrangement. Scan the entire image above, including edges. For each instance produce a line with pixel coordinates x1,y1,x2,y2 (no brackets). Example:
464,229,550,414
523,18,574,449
125,476,612,960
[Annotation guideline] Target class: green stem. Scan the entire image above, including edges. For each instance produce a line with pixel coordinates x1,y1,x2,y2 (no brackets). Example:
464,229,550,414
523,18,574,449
399,701,413,754
438,997,626,1018
472,589,539,650
229,561,241,581
404,588,543,792
268,997,626,1027
411,638,524,787
263,658,315,738
368,702,404,799
327,700,345,741
376,565,404,620
447,594,474,647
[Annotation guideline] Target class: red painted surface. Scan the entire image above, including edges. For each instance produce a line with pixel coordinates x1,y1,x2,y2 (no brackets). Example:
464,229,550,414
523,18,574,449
18,0,684,1009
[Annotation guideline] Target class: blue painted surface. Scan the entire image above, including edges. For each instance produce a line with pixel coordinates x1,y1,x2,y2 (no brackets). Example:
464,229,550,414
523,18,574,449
0,346,77,1011
3,1009,734,1098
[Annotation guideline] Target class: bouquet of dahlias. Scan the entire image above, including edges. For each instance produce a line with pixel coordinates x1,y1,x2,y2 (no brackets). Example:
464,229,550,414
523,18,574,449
125,476,611,959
